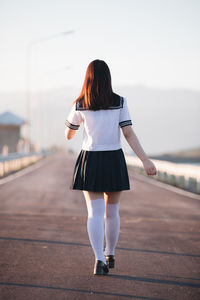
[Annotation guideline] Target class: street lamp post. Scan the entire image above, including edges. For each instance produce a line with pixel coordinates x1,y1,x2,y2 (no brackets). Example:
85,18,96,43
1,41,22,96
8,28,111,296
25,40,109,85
25,30,74,153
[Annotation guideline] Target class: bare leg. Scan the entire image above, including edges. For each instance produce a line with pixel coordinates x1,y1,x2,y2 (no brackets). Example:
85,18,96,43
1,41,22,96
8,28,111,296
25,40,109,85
82,190,106,263
104,191,122,204
83,191,104,201
104,192,122,255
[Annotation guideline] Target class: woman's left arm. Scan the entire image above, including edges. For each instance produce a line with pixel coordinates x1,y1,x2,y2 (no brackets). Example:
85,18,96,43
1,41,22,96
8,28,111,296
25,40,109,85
122,125,157,176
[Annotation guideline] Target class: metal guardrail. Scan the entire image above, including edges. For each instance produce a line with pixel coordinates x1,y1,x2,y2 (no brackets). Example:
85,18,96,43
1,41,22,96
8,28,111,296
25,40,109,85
0,151,53,178
125,155,200,195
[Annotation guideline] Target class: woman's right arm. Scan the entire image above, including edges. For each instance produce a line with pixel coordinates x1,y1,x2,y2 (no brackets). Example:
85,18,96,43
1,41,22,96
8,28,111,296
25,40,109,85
65,103,83,140
122,125,157,176
65,127,76,140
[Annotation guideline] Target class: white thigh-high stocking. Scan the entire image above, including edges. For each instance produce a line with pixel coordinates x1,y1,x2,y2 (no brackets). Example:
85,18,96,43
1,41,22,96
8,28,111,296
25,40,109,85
104,202,120,256
86,198,106,264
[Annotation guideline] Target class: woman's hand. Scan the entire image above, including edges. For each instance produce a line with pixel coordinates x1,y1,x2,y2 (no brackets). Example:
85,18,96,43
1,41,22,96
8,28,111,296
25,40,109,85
142,159,157,176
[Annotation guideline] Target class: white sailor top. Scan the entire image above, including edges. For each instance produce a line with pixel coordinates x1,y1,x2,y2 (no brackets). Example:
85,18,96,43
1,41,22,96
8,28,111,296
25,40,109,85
65,96,132,151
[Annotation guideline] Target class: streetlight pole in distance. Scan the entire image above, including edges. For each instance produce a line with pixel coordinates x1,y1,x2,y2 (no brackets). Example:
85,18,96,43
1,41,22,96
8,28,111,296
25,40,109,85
37,65,72,152
25,30,74,153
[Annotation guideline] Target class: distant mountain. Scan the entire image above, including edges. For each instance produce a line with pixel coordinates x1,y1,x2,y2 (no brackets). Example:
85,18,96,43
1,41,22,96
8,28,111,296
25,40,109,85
149,146,200,163
169,146,200,157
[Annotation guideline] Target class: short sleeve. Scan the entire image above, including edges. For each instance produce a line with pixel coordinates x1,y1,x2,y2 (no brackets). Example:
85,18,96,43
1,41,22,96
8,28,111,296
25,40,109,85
119,97,132,128
65,103,83,130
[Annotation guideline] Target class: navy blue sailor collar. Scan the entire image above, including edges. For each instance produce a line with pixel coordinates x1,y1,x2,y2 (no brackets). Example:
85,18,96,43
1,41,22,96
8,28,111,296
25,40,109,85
75,96,124,111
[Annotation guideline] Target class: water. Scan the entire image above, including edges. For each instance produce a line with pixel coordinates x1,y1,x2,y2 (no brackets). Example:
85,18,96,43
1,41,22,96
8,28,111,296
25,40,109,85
178,162,200,167
187,162,200,167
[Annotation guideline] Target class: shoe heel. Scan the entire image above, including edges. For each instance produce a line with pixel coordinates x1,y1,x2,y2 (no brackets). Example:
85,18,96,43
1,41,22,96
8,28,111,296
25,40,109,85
105,255,115,269
108,260,115,268
94,266,105,275
94,260,109,275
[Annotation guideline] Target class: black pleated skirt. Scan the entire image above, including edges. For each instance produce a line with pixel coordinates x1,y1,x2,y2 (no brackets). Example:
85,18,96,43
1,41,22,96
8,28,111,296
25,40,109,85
70,148,130,192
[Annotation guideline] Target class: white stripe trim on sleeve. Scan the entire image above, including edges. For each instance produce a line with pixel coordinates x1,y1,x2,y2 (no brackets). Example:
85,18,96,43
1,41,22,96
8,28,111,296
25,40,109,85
119,120,132,128
65,120,80,130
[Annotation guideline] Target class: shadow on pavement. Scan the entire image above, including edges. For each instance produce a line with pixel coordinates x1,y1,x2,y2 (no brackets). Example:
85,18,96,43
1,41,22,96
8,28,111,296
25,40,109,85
0,236,199,258
0,281,168,300
108,274,200,288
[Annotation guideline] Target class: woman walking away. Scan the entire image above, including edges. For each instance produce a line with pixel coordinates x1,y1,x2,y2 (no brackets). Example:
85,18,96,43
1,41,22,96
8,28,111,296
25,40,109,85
64,59,157,275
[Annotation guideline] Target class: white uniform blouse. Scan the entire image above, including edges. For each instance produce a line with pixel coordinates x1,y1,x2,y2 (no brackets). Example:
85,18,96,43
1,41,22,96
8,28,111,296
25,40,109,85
65,96,132,151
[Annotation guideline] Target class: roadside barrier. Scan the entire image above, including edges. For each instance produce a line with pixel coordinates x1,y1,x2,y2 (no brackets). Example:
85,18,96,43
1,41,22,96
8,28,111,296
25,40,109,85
125,155,200,195
0,151,50,178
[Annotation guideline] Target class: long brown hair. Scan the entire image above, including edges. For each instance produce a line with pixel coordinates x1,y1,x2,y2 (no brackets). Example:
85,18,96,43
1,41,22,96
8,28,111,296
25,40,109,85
73,59,120,110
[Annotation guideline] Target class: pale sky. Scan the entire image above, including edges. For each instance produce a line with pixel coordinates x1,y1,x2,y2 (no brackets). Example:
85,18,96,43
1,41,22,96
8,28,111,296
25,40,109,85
0,0,200,93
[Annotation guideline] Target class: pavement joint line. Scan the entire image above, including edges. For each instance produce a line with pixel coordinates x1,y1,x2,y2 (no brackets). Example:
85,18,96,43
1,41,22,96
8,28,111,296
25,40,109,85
108,275,200,288
146,273,200,282
0,236,199,258
128,169,200,200
0,282,167,300
0,154,56,186
116,246,200,257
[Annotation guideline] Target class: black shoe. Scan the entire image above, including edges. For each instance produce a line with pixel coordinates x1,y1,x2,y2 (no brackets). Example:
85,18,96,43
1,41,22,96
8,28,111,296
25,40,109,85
94,260,109,275
105,255,115,268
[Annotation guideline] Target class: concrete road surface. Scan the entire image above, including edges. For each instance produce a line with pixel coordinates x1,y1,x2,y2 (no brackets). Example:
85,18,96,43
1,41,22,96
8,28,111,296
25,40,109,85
0,152,200,300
